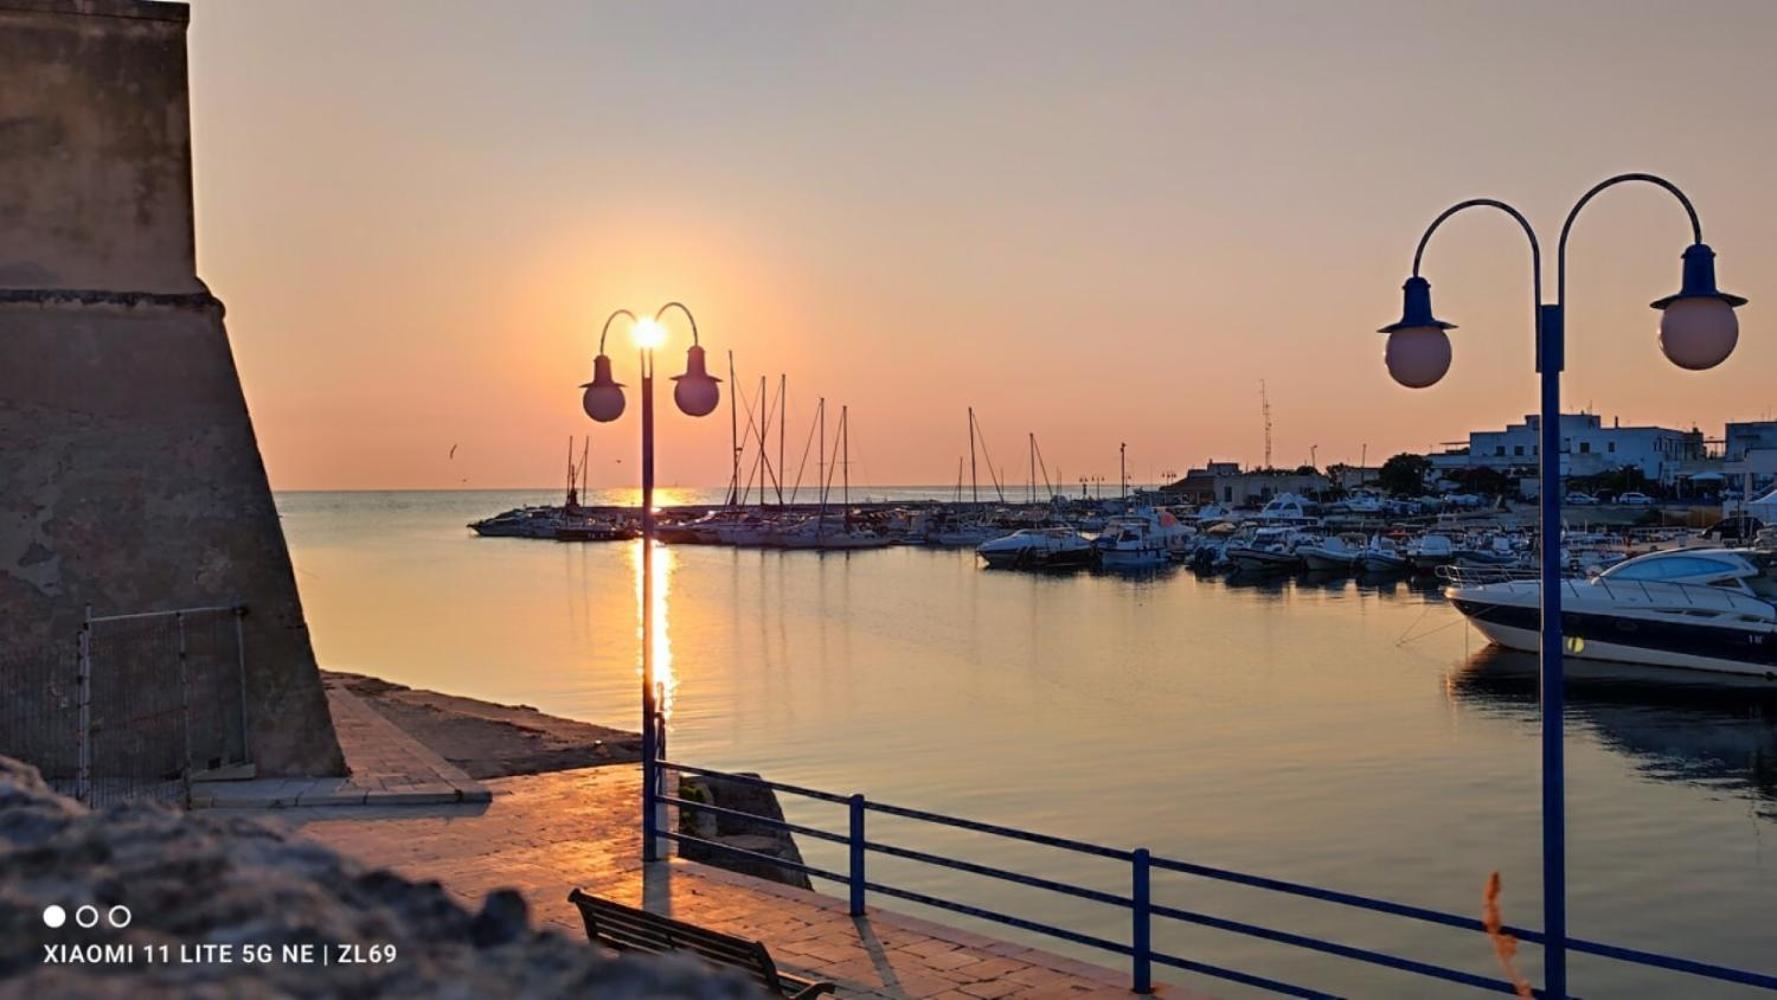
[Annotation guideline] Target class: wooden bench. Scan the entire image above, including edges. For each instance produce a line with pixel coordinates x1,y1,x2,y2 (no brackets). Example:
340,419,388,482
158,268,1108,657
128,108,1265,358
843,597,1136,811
568,889,836,998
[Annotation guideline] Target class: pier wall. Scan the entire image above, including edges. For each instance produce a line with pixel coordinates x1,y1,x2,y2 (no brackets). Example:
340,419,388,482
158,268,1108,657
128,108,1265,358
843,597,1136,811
0,1,344,775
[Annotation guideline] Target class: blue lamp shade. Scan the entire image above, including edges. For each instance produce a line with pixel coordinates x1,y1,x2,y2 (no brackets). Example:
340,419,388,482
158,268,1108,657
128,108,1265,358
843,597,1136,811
580,353,626,422
1652,244,1746,371
671,344,722,417
1379,276,1457,388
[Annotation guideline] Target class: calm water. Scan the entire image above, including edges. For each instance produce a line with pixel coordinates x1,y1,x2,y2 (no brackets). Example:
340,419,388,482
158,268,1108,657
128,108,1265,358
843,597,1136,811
279,490,1777,998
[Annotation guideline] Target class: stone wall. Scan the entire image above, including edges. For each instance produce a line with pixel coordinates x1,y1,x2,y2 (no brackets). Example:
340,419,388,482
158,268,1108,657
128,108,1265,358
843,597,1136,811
0,1,343,775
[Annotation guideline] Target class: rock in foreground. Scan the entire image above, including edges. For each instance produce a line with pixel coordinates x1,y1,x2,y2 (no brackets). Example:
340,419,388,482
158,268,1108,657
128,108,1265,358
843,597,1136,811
0,756,754,998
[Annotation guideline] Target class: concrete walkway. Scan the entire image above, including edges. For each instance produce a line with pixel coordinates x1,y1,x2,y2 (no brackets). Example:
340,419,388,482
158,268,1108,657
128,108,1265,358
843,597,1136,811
191,680,490,808
240,765,1204,999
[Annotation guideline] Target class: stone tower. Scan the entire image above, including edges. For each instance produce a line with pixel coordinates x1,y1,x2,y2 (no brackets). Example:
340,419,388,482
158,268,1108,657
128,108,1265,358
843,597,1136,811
0,0,344,776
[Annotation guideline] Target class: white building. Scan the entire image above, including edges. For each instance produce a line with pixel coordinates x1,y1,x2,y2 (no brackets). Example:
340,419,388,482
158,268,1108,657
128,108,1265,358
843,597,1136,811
1446,413,1702,484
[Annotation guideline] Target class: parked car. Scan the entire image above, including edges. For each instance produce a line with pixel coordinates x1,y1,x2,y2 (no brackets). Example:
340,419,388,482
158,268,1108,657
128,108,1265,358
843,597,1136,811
1564,492,1598,506
1615,492,1657,506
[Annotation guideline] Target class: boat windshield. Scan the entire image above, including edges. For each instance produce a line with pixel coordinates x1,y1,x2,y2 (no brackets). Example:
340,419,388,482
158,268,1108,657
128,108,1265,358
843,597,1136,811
1600,552,1745,583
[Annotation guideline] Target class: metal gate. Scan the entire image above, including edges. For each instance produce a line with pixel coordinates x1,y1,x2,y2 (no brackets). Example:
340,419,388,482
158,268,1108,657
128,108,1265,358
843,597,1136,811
75,605,251,807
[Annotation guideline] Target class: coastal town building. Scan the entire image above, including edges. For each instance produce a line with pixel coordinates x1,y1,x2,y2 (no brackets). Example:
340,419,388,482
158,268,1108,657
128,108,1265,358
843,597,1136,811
1430,412,1705,485
1726,420,1777,462
1162,462,1332,506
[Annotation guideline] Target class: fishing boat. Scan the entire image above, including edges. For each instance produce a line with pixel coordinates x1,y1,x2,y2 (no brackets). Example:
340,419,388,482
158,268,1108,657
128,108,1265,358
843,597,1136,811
1445,545,1777,678
977,527,1095,569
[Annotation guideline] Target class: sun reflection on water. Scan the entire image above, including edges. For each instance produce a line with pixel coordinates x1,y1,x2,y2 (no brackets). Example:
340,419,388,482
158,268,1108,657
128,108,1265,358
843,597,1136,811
630,538,676,721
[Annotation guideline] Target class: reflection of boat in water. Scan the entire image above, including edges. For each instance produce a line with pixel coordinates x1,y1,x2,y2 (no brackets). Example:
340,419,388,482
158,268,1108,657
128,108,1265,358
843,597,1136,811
1449,647,1777,811
1446,547,1777,678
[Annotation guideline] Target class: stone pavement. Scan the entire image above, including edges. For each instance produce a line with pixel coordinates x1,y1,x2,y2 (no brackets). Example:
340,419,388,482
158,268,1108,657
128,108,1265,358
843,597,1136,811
190,679,490,808
237,765,1208,999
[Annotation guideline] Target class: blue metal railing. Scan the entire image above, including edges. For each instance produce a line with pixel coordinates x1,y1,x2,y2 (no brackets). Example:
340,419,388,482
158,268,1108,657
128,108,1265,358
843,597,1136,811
655,759,1777,998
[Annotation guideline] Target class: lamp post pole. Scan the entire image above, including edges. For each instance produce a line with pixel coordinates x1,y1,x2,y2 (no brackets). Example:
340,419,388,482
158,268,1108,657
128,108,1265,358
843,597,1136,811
1384,174,1744,999
639,345,659,861
581,303,723,864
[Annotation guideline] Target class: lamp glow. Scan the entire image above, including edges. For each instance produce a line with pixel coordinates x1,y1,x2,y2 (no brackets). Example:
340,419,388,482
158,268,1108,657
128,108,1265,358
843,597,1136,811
632,317,667,349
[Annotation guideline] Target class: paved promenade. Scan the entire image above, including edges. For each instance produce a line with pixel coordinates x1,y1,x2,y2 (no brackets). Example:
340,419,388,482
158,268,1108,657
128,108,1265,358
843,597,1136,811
191,678,490,808
239,765,1201,999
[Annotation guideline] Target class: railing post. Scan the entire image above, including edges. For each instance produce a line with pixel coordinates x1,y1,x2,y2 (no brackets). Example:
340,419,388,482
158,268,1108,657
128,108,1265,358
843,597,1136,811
1133,848,1152,993
849,793,866,916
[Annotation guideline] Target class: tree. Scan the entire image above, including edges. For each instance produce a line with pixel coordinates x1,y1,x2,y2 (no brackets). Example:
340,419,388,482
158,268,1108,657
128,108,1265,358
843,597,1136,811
1447,466,1514,498
1377,453,1431,498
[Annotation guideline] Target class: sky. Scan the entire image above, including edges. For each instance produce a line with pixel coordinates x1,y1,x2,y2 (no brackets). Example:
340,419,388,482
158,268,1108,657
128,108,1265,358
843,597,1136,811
185,0,1777,491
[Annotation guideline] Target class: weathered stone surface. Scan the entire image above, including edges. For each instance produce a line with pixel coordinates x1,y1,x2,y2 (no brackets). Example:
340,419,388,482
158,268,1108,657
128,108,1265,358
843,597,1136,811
679,773,813,891
0,756,758,997
0,0,343,777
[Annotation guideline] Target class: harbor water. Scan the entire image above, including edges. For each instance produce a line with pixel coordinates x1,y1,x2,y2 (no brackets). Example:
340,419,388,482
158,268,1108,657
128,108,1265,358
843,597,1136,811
280,489,1776,998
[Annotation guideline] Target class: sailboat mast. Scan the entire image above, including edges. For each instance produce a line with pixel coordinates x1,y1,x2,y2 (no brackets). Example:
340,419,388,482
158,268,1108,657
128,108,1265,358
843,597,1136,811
841,405,850,518
727,351,740,507
1120,442,1128,502
968,407,979,507
818,397,827,510
778,374,787,507
755,374,769,511
1029,433,1036,505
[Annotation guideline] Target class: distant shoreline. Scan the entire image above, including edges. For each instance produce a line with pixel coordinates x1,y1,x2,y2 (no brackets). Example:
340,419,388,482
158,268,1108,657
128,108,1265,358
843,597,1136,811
321,671,641,779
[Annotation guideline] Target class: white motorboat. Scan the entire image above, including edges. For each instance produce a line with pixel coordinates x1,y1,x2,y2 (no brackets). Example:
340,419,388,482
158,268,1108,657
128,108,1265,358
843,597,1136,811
1358,535,1410,573
1226,526,1309,572
977,528,1095,569
1298,532,1366,572
1094,508,1194,568
1256,493,1322,525
1446,546,1777,678
1406,532,1457,571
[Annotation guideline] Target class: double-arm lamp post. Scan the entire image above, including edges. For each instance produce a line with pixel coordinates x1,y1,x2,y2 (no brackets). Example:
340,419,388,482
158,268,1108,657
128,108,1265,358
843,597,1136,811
581,302,721,862
1381,173,1745,998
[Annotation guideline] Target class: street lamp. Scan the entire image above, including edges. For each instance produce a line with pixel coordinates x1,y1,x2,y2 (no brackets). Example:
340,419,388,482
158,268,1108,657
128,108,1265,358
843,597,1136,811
582,301,722,862
1381,173,1744,998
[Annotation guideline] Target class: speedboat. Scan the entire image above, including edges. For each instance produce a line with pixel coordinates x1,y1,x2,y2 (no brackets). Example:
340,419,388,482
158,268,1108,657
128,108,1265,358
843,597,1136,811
977,528,1095,569
1226,526,1308,572
1446,546,1777,678
1406,533,1456,571
1358,535,1410,573
1256,493,1322,526
1298,532,1366,572
1095,508,1193,568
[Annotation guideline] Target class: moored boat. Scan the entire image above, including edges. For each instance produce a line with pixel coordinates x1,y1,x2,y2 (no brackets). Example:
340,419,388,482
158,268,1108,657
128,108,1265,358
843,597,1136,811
1446,546,1777,678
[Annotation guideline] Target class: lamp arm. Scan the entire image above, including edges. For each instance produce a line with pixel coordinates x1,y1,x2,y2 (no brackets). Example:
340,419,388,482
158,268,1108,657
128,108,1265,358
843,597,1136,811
1556,172,1703,307
599,308,638,354
654,301,701,346
1411,197,1544,344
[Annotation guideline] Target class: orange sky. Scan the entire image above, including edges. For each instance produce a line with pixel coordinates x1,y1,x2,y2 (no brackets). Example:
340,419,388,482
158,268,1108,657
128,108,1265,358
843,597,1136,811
186,0,1777,491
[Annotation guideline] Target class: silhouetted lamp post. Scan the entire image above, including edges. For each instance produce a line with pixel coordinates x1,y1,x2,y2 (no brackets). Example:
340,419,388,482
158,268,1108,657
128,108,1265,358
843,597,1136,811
1382,173,1744,997
582,301,721,862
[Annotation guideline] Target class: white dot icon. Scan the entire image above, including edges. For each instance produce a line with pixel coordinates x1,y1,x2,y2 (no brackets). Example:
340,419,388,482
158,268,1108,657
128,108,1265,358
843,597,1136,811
42,905,66,929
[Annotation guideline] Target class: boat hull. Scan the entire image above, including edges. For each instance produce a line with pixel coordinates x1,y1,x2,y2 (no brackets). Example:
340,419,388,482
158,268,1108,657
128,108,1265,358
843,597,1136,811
1300,551,1354,572
1450,596,1777,679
